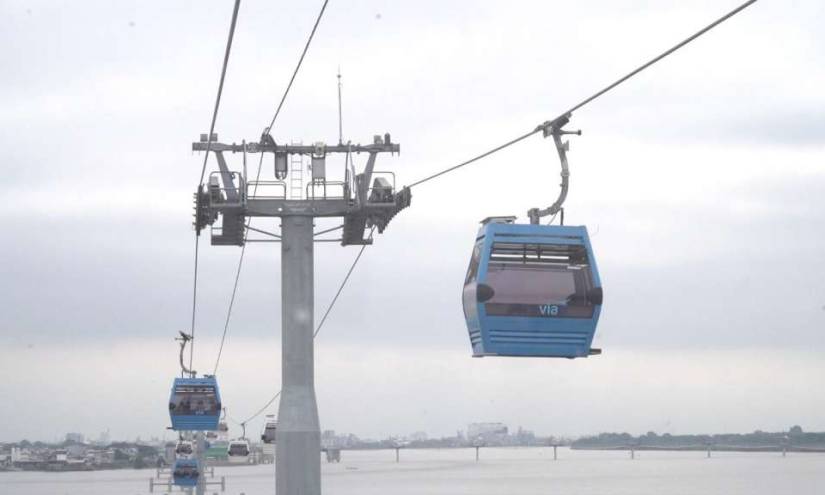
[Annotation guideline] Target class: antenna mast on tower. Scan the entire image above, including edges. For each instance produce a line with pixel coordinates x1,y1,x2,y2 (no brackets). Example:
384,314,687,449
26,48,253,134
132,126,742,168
337,68,343,145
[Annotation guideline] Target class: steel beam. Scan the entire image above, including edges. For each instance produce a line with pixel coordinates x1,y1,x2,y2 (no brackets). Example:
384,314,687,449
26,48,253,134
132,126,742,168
193,141,399,155
247,199,350,218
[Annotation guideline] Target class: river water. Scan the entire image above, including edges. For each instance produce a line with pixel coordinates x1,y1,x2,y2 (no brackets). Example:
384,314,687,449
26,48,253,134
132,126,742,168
2,447,823,495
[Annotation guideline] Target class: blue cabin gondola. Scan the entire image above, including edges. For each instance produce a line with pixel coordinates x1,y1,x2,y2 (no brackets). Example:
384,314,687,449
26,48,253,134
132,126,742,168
169,376,222,431
172,458,200,487
462,217,603,358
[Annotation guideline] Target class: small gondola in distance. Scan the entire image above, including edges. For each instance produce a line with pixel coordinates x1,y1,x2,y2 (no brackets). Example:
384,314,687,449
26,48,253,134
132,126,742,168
172,458,201,487
227,439,251,464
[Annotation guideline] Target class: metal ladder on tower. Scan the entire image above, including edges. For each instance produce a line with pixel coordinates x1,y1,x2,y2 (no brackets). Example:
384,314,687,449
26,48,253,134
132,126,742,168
289,140,304,199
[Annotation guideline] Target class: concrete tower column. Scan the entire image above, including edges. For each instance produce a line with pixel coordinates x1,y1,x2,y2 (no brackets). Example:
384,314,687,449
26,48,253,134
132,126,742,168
277,215,321,495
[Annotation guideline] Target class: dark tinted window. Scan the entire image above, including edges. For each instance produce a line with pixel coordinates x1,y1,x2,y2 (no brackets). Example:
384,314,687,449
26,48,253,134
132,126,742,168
228,444,249,456
171,385,219,415
486,265,580,305
483,242,595,318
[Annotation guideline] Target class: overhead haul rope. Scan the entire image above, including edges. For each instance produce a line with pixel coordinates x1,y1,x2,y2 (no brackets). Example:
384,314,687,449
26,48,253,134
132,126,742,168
406,0,758,189
213,0,331,375
188,0,242,375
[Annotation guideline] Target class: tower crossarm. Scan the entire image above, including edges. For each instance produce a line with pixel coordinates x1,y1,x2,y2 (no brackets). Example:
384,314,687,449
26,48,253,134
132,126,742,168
192,140,399,155
191,134,411,246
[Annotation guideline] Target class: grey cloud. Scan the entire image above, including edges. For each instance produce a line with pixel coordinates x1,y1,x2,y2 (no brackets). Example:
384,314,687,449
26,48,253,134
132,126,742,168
2,0,825,440
599,104,825,147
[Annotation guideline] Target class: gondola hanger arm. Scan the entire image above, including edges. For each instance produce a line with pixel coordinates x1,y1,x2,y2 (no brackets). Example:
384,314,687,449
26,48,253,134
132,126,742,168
176,331,197,378
528,114,581,225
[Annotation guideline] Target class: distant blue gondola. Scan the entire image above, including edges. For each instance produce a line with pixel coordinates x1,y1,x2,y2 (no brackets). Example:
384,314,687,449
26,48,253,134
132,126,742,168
172,458,200,487
169,376,222,431
462,217,603,358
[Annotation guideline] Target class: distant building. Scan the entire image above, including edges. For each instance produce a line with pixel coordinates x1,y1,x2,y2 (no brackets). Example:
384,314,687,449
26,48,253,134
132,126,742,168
409,431,428,442
65,432,85,444
95,429,111,446
85,449,115,465
51,449,68,463
66,444,88,458
468,423,508,445
321,430,360,449
515,427,537,446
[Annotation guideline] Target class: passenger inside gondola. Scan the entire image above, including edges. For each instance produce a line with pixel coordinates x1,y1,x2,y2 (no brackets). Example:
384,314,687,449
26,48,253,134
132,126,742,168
175,442,193,456
173,463,199,479
169,385,220,416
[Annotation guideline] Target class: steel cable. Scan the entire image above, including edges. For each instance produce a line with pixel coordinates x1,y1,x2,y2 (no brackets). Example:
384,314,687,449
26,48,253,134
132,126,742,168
188,0,242,374
406,0,758,189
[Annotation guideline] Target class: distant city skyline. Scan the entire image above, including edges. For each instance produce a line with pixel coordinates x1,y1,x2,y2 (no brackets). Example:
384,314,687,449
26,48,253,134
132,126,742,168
4,422,821,448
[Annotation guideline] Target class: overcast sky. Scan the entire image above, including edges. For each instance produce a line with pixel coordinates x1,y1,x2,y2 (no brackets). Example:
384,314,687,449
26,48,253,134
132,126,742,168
1,0,823,443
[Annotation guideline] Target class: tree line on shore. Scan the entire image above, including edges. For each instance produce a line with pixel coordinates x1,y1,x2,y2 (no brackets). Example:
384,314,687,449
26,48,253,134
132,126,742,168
571,425,825,450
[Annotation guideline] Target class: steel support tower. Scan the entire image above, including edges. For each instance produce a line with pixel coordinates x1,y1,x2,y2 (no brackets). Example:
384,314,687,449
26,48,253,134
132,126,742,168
192,133,410,495
277,215,319,493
